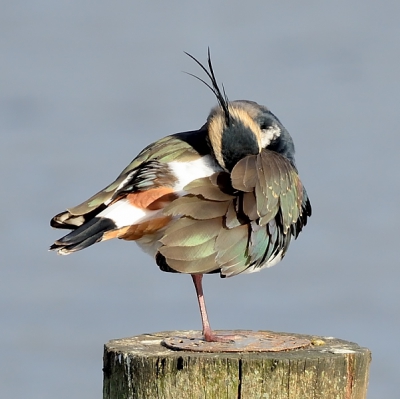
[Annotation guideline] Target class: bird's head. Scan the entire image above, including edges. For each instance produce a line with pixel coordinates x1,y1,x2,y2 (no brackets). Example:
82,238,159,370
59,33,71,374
186,50,296,171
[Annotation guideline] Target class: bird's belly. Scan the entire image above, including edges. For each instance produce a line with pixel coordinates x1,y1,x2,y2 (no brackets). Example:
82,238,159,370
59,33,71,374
135,226,168,256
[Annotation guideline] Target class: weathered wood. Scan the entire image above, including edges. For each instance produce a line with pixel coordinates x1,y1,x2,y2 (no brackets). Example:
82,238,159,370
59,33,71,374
103,330,371,399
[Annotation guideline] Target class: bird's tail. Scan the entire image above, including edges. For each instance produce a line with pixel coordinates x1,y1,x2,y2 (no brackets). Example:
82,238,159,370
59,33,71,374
50,216,117,255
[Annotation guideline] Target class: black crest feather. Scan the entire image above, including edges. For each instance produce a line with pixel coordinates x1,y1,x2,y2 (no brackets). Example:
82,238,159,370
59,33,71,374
184,48,230,124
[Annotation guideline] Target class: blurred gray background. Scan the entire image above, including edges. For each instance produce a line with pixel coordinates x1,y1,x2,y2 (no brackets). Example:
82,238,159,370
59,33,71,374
1,1,399,398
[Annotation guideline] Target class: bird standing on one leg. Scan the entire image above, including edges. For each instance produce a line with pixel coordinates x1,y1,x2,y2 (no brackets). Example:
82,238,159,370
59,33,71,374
50,50,311,343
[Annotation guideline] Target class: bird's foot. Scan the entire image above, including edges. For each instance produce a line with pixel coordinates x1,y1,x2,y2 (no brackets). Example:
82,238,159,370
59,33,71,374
203,330,239,343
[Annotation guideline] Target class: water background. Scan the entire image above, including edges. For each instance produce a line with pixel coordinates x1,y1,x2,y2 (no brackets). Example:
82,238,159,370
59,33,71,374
1,2,399,398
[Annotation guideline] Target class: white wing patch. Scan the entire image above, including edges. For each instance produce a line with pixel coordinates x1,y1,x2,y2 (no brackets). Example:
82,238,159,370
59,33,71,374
97,156,220,229
98,199,159,228
168,155,222,193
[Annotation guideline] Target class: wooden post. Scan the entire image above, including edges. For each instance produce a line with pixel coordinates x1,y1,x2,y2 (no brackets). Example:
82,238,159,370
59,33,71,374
103,330,371,399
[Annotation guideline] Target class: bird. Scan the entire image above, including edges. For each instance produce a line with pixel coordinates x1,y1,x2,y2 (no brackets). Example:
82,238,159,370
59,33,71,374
50,50,311,343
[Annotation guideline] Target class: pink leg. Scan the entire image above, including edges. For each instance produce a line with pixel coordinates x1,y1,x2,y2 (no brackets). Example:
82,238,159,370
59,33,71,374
191,274,234,343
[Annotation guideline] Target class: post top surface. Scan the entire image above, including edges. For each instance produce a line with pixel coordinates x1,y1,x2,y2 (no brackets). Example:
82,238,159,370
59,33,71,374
105,330,370,359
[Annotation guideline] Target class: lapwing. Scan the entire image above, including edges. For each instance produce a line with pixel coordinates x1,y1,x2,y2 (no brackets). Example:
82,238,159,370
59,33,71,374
50,50,311,342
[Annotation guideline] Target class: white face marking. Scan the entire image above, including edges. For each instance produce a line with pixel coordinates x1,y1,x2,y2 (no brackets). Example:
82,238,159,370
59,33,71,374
168,155,222,193
260,124,281,148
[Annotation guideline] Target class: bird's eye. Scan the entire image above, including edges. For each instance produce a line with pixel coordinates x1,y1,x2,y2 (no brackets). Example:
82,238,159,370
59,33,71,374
260,122,269,130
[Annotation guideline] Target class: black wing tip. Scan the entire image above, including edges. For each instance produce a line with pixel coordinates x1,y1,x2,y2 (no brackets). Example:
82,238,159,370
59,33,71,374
49,242,70,255
49,217,116,255
306,197,312,217
49,233,103,255
49,243,58,251
290,196,312,239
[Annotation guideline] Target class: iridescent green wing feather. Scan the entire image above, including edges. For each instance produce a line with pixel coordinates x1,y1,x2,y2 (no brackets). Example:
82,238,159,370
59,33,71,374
232,150,305,230
158,149,310,277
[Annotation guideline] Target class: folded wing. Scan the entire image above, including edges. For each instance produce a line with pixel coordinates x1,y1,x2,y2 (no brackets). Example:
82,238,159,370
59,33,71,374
158,149,311,277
